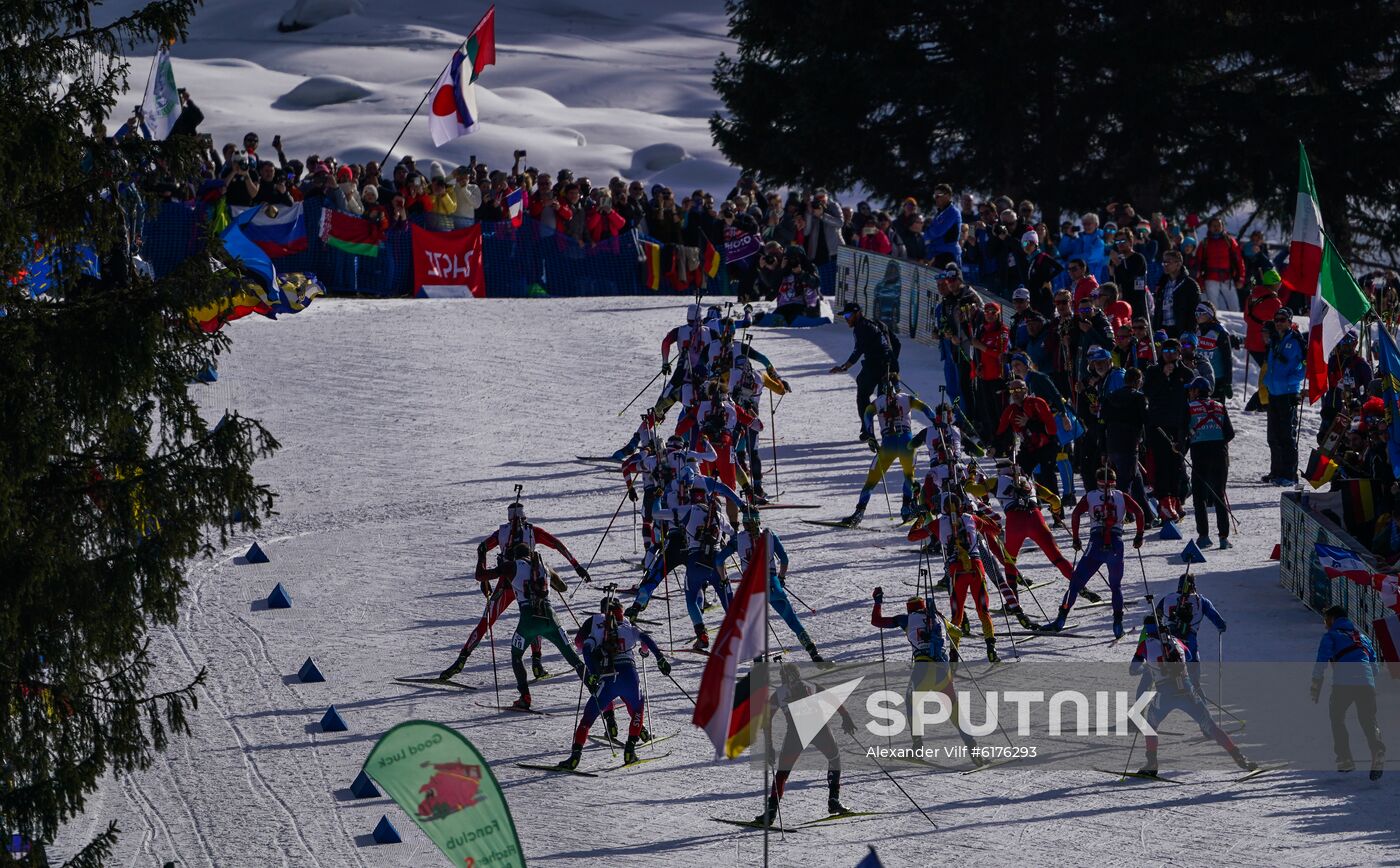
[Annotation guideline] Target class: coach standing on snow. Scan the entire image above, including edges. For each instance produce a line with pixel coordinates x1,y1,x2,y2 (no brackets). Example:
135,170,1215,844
830,302,901,441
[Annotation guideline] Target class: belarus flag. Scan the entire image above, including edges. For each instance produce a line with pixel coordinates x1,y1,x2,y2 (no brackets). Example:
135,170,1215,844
1286,144,1372,402
693,530,770,759
428,6,496,147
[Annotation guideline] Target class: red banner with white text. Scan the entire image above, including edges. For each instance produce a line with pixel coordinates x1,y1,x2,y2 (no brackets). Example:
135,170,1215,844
411,223,484,298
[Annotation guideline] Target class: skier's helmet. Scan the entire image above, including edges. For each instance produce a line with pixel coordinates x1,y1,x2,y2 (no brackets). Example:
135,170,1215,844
686,303,701,323
1177,572,1196,596
1142,613,1160,634
601,595,625,617
509,541,532,560
1096,466,1117,488
940,492,961,514
906,596,927,614
689,481,709,504
665,434,686,451
507,501,526,522
741,507,761,528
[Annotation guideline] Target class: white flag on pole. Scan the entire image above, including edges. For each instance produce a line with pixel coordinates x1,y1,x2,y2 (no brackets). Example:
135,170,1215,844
141,43,183,140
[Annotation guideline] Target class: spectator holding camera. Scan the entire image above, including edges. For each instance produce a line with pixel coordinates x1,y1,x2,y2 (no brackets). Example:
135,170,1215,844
253,162,294,207
333,165,365,215
803,188,843,267
450,165,483,227
224,154,259,207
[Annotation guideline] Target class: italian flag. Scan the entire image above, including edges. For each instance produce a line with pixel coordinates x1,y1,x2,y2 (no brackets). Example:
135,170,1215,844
1288,143,1371,402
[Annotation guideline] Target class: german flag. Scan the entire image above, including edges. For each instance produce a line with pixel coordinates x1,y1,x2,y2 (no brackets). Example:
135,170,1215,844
702,237,722,279
724,670,766,759
1303,448,1338,489
639,239,663,290
1339,479,1377,529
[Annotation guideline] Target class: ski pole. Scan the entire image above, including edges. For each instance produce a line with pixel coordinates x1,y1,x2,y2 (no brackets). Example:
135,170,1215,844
632,497,638,554
877,604,891,749
845,731,938,829
659,667,695,705
1217,631,1223,729
769,389,780,499
583,488,631,576
555,585,581,629
617,368,665,418
1136,547,1150,598
488,620,501,708
777,575,817,615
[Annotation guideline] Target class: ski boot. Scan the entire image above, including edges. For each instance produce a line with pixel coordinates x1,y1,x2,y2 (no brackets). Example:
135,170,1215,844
438,648,469,682
948,642,962,662
623,737,640,765
1371,748,1385,781
969,747,990,769
858,429,873,444
1136,763,1159,778
985,637,1000,663
1230,749,1257,773
1051,506,1066,528
921,538,943,557
934,575,951,592
511,692,532,711
558,744,583,771
531,656,548,680
826,770,848,815
609,446,631,462
637,725,653,743
753,795,780,827
604,711,620,742
1112,617,1124,640
798,632,825,664
702,590,717,612
1198,535,1214,548
1041,608,1069,633
1080,588,1102,604
692,624,710,652
624,602,644,623
1219,537,1233,550
837,506,865,528
1010,606,1038,631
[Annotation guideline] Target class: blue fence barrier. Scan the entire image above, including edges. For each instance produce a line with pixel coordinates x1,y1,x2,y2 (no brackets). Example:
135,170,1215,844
140,200,774,298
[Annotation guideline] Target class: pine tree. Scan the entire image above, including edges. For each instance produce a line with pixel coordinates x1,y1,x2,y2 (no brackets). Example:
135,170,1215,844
0,4,279,864
711,0,1400,259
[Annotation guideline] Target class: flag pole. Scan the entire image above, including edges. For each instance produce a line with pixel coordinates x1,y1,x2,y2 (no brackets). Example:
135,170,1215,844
379,4,493,166
379,50,460,168
762,527,771,867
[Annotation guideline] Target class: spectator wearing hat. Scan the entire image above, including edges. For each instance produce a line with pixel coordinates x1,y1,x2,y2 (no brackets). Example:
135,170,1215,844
1018,311,1058,380
829,301,901,436
1263,309,1306,485
1244,269,1284,367
1143,338,1194,521
923,183,962,269
1072,300,1115,382
932,263,979,405
1009,351,1067,426
1153,249,1201,339
1022,230,1063,316
1193,301,1235,400
995,377,1060,499
1320,330,1373,436
1110,229,1150,318
1196,217,1245,313
331,164,364,215
1242,230,1273,289
1008,287,1034,343
1186,375,1235,547
1177,333,1215,394
648,188,682,245
1179,235,1202,279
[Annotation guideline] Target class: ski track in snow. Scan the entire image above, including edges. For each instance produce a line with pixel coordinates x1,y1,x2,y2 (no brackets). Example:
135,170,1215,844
52,297,1399,866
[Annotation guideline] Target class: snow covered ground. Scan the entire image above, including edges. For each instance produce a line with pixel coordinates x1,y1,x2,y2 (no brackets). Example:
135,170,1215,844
104,0,739,194
53,297,1397,866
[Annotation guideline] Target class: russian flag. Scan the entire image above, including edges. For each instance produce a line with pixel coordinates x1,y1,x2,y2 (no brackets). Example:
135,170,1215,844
235,203,308,258
506,188,524,227
1315,543,1372,585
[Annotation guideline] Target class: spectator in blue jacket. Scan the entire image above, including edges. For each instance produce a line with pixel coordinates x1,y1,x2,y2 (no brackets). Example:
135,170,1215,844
1262,309,1306,485
1078,212,1109,281
923,183,962,269
1311,605,1385,777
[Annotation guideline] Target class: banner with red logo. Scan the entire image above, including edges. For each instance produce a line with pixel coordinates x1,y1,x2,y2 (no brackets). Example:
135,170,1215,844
412,223,485,298
362,720,525,866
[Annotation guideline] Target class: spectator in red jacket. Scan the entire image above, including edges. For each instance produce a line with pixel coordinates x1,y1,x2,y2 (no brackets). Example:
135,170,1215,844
1069,258,1100,306
858,214,893,255
996,378,1059,496
586,195,626,244
1196,217,1245,312
969,301,1010,442
1244,268,1284,366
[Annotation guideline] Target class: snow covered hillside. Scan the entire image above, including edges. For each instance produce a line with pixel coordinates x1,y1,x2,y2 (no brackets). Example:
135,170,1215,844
104,0,738,194
53,298,1396,866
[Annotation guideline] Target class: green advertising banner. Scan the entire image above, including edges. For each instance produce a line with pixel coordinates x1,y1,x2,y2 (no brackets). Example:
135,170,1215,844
362,720,526,867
